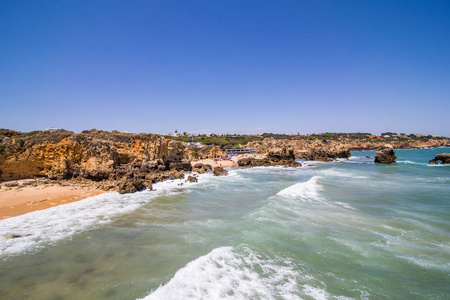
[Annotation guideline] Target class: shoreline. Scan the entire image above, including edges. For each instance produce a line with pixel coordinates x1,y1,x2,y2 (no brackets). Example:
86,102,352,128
1,146,448,220
0,179,105,219
0,154,265,220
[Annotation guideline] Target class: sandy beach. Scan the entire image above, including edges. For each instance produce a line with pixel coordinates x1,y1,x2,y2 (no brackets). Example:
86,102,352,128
0,180,104,219
192,154,266,168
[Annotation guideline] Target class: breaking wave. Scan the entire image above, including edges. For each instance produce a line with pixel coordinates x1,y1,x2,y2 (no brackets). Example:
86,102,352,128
141,246,300,300
277,176,323,203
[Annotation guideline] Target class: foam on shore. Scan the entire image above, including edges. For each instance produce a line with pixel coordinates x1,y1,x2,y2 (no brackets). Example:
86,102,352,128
0,177,200,258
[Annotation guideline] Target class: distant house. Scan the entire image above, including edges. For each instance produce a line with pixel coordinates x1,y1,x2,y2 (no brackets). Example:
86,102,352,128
46,127,59,132
168,132,183,137
188,142,204,148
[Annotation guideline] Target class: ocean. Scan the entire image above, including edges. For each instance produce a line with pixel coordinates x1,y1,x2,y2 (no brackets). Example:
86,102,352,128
0,147,449,299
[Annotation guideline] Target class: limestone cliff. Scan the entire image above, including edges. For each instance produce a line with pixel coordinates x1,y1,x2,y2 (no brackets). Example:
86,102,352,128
247,138,350,161
244,137,448,161
0,130,189,192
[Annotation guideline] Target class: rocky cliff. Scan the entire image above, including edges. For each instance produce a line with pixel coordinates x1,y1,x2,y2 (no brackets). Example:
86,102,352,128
238,142,301,167
244,137,448,161
0,130,190,193
246,138,350,161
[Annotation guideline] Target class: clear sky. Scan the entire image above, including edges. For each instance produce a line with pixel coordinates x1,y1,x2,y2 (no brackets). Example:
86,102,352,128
1,0,449,136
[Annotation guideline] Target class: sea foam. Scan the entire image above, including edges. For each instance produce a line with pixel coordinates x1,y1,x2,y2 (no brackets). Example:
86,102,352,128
0,178,190,258
140,246,301,300
277,176,323,203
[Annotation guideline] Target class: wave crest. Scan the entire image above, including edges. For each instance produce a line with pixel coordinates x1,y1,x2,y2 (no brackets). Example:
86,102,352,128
141,246,300,300
277,176,323,202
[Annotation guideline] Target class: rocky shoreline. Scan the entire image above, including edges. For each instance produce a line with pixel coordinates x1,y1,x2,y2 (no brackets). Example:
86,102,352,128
1,130,449,197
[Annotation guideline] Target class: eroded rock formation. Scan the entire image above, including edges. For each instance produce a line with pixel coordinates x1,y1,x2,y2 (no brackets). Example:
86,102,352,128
0,130,190,193
297,140,351,161
429,153,450,164
192,163,212,174
374,144,397,164
238,144,300,167
213,167,228,176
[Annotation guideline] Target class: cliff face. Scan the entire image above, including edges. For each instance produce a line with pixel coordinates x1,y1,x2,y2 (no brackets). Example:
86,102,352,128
299,140,351,161
247,138,350,161
0,131,189,183
246,137,449,161
346,139,449,150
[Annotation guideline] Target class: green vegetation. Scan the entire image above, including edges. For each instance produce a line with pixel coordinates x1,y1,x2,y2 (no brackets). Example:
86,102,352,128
1,128,448,152
166,134,264,149
0,128,23,138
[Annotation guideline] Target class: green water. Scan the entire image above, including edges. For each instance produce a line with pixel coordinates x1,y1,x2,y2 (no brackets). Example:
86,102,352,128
0,147,449,299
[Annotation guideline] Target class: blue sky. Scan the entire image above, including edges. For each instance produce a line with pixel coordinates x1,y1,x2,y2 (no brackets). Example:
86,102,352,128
1,0,449,136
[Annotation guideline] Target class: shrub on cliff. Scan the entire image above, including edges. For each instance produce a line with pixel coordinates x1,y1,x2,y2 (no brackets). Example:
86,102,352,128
0,129,23,138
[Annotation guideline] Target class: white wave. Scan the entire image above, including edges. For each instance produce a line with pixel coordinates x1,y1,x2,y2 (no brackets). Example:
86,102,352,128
302,285,330,300
0,178,192,258
396,160,427,166
427,163,450,167
397,255,450,272
299,161,319,168
319,168,367,179
277,176,324,203
141,246,301,300
347,156,369,160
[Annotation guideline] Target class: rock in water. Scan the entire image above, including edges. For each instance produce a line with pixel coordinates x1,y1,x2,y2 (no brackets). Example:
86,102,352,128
429,153,450,164
192,163,212,174
374,144,396,164
186,175,198,183
213,167,228,176
117,179,150,194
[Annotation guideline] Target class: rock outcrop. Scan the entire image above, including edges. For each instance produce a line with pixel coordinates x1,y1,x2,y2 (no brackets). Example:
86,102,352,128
429,153,450,164
296,140,351,161
192,163,212,174
237,144,301,167
213,167,228,176
374,144,397,164
186,175,198,182
117,179,150,194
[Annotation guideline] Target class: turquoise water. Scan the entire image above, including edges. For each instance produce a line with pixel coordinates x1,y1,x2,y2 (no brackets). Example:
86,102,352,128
0,147,449,299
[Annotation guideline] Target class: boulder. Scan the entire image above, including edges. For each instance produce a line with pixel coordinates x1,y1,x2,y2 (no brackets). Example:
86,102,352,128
238,157,271,167
169,160,192,172
192,163,212,174
186,175,198,183
213,167,228,176
117,179,150,194
429,153,450,164
374,144,396,164
3,181,19,187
